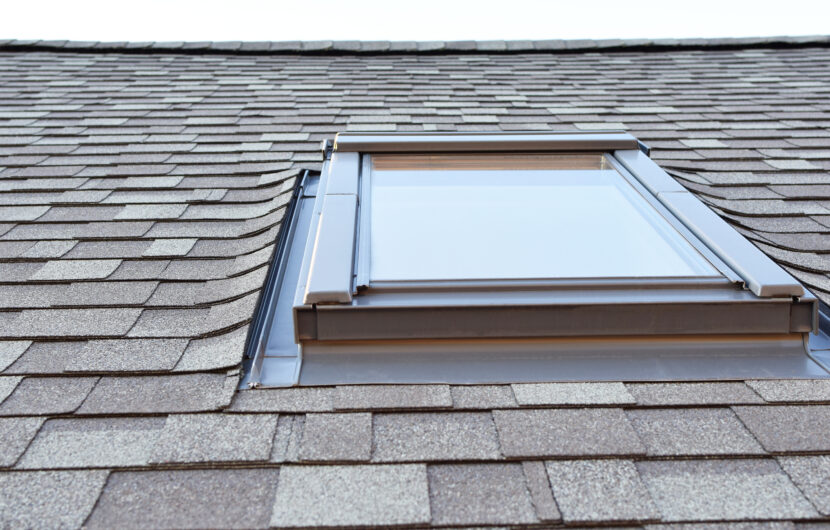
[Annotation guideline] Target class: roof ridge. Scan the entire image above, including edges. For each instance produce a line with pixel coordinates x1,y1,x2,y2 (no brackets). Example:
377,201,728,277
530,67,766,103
1,35,829,55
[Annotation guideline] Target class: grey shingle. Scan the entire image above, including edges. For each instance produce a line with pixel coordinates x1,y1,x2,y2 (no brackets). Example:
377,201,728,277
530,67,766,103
638,459,818,521
428,463,537,525
114,204,187,220
512,382,635,405
522,461,561,522
0,342,29,372
373,412,501,462
17,417,165,468
746,380,830,402
733,406,830,452
174,326,246,372
86,469,278,530
0,205,49,221
299,412,371,462
0,376,23,404
271,464,430,527
626,408,765,456
546,459,659,523
271,414,304,463
149,413,277,464
451,384,517,408
143,238,198,256
229,387,333,412
627,382,764,405
0,417,45,467
334,384,452,410
0,470,108,529
778,456,830,515
20,240,76,258
0,307,142,338
29,259,121,280
0,376,97,415
77,372,235,414
493,408,645,457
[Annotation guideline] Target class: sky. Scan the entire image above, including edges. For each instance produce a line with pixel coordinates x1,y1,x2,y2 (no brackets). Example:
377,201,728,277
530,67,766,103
2,0,829,42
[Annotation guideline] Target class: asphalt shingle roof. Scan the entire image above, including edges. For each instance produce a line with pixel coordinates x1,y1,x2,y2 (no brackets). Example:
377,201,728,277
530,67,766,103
0,37,829,528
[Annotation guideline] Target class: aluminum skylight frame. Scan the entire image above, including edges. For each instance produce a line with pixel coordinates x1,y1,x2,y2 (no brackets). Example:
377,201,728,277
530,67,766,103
242,131,825,388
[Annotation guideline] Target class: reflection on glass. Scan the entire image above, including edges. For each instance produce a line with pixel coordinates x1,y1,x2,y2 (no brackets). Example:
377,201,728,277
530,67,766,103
369,154,718,282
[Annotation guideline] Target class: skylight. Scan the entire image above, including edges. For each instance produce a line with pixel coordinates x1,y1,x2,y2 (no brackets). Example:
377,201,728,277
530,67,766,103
242,131,825,388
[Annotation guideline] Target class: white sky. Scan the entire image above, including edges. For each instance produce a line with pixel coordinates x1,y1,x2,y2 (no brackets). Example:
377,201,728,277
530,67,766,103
2,0,829,42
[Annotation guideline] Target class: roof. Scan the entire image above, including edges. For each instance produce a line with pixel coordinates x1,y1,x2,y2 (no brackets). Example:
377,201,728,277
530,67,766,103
0,37,829,528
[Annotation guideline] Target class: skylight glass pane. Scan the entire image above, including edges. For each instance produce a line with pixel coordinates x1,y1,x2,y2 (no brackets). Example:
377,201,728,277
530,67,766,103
368,154,718,282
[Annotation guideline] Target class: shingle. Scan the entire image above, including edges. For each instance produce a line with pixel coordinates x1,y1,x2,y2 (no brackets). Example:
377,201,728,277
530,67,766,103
0,341,29,371
86,469,278,530
626,408,764,456
77,372,235,414
149,413,276,464
522,461,561,522
229,387,333,412
17,417,165,469
546,459,659,523
746,380,830,402
373,412,501,462
29,259,121,280
143,238,197,256
271,464,430,527
0,376,23,405
428,463,537,525
334,384,452,410
0,417,45,467
174,326,246,371
512,382,635,405
0,308,142,338
0,205,49,221
637,459,818,521
627,382,764,405
20,240,76,258
0,376,97,415
63,281,158,306
778,456,830,515
493,408,645,457
271,414,304,463
0,470,108,529
451,384,517,408
299,412,371,462
733,406,830,452
115,204,187,220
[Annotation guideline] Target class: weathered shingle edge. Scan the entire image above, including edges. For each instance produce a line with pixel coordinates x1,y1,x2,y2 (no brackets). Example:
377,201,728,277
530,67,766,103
1,35,830,55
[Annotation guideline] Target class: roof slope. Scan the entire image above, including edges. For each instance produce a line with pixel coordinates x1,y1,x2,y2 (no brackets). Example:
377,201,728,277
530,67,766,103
0,40,829,528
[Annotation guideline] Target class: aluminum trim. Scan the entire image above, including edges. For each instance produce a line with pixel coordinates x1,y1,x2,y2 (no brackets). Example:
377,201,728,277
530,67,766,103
303,194,358,304
334,131,638,152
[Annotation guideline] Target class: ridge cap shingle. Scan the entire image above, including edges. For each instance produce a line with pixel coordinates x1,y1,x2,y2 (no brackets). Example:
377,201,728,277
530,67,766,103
1,35,830,55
